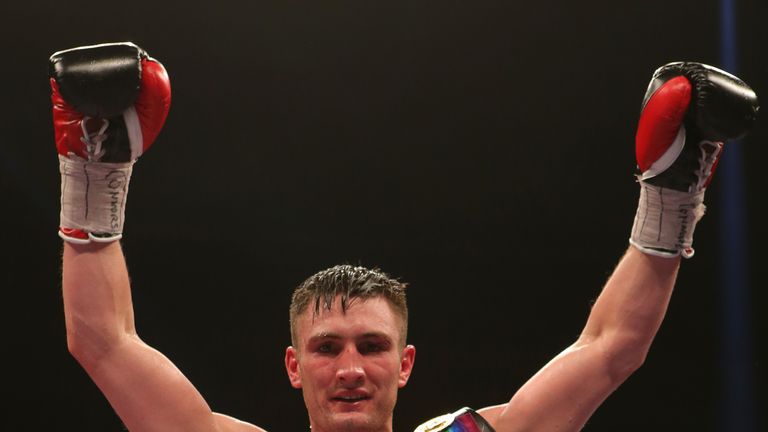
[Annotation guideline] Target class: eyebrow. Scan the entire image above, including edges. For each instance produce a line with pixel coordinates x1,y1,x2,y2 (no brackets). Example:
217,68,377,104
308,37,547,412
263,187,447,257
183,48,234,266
307,332,393,343
308,333,342,342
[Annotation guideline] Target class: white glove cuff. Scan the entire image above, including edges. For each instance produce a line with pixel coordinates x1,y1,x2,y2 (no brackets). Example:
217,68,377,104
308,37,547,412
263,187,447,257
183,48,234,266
59,154,134,237
630,181,706,259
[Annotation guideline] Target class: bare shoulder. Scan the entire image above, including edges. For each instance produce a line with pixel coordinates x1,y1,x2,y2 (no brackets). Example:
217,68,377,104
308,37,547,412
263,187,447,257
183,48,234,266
213,413,267,432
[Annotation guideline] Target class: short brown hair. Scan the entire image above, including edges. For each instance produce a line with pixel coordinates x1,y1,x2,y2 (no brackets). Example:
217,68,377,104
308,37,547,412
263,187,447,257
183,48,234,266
289,265,408,348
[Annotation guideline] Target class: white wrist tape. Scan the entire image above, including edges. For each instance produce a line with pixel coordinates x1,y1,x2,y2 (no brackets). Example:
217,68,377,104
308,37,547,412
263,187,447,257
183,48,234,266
630,181,706,258
59,154,134,236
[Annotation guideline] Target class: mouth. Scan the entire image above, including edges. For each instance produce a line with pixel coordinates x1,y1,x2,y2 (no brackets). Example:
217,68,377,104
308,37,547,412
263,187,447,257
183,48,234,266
331,394,371,405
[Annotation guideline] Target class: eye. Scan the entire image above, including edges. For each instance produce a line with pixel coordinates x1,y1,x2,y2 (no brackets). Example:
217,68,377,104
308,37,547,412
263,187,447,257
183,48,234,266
313,340,343,356
359,341,388,354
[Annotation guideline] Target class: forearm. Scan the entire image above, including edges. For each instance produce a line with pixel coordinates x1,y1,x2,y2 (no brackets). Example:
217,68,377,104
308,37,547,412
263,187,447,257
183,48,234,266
578,246,680,374
63,241,137,366
485,247,682,432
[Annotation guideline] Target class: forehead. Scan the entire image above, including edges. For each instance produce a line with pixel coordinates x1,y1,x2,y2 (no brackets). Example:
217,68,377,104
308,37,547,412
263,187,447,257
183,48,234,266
295,296,401,343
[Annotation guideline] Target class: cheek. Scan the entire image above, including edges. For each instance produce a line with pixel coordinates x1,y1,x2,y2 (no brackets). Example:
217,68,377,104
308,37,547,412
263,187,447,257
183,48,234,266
367,355,403,384
302,357,335,387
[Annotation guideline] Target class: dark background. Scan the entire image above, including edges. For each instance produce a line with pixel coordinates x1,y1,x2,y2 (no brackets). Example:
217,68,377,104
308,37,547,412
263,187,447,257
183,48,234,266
2,0,766,430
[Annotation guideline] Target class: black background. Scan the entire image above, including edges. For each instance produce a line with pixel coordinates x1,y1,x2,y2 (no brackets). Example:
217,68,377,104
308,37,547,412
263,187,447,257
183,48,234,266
2,0,766,430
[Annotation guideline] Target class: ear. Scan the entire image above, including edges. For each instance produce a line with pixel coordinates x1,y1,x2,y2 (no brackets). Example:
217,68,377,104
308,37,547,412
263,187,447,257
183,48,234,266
285,346,302,389
398,344,416,388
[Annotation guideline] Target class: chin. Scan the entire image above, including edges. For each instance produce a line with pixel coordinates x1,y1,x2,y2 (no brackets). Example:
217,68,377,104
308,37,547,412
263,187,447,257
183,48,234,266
326,412,381,432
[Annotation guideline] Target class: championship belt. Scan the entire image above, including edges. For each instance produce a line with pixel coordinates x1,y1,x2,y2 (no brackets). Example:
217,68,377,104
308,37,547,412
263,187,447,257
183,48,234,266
415,407,496,432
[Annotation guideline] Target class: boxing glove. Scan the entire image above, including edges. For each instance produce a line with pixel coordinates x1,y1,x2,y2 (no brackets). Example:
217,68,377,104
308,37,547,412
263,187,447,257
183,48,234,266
50,42,171,243
630,62,758,258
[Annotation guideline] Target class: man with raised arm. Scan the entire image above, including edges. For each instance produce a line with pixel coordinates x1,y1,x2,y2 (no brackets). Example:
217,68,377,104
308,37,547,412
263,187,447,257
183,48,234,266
54,42,757,431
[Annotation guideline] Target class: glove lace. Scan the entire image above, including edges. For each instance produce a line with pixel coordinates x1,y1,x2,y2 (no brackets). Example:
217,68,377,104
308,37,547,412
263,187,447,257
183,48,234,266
693,140,723,192
78,117,110,162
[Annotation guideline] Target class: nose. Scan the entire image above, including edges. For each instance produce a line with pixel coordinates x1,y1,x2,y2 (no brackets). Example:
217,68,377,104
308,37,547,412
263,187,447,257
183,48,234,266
335,347,365,386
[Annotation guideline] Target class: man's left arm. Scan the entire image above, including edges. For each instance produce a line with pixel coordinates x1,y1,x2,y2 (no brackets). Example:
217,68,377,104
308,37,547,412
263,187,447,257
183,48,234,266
479,247,677,431
478,62,758,432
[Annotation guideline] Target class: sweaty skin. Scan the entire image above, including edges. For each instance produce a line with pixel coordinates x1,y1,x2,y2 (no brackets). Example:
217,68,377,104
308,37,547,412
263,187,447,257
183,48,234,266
285,297,416,432
63,242,678,432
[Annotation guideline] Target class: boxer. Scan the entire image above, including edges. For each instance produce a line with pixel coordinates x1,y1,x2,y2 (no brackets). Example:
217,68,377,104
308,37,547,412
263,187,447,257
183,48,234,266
54,42,757,432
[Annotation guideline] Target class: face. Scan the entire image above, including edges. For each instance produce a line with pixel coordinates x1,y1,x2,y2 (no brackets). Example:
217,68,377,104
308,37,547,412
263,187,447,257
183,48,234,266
285,296,416,432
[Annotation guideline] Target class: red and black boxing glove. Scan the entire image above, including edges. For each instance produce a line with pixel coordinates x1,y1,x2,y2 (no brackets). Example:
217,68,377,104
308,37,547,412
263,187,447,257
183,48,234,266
630,62,758,258
50,42,171,243
635,62,757,191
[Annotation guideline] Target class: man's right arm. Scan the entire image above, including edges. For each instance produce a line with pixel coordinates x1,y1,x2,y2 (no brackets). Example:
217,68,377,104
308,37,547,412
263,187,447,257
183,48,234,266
53,42,264,432
63,242,265,431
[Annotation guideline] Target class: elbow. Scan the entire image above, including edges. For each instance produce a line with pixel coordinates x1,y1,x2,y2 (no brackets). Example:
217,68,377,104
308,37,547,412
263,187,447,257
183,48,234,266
609,348,648,382
66,329,96,366
600,331,652,383
65,316,129,368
